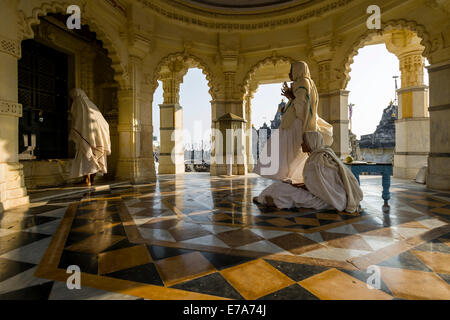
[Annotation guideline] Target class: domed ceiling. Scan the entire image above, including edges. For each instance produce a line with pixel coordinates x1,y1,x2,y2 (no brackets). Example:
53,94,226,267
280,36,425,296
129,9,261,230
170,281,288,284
171,0,317,13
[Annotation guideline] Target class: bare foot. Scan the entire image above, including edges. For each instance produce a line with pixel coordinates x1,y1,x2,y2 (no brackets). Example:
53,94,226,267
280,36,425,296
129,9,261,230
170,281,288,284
85,175,91,187
265,196,276,208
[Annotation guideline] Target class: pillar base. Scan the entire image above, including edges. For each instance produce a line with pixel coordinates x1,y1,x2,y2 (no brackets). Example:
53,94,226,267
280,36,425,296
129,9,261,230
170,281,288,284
393,153,428,180
116,157,156,184
210,164,247,176
158,153,185,174
0,162,29,212
427,155,450,190
158,163,185,175
394,118,430,180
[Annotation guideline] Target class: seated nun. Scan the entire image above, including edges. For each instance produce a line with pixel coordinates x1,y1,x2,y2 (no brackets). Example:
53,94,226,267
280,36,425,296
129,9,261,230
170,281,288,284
254,131,363,213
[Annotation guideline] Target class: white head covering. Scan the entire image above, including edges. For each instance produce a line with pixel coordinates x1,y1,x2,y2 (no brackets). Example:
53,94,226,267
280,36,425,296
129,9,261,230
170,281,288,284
291,61,312,81
303,131,363,213
69,88,111,178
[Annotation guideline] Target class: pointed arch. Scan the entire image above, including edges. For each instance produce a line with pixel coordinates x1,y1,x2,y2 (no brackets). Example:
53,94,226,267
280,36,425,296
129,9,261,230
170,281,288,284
241,55,296,99
17,1,128,88
340,19,432,89
151,51,219,101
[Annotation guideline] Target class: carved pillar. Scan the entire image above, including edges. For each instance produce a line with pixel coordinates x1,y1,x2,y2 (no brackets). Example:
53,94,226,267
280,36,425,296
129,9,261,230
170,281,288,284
319,89,350,158
80,48,96,102
0,0,29,212
244,83,257,173
427,60,450,190
158,61,186,174
116,56,156,183
211,33,247,176
385,30,430,179
312,36,350,158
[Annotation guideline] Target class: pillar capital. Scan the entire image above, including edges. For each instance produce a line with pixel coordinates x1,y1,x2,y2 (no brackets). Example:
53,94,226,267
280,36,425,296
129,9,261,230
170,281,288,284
384,30,426,88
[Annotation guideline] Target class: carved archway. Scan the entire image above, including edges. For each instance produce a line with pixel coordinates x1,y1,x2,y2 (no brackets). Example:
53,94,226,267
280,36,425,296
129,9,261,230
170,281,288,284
242,54,296,99
17,1,128,88
340,19,432,89
152,51,219,101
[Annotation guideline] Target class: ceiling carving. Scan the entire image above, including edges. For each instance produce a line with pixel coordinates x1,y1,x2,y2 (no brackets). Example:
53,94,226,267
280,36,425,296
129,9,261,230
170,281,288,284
136,0,354,30
176,0,313,12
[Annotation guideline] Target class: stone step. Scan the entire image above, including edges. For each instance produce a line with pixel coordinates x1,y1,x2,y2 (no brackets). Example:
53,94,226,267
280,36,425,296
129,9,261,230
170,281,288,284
3,196,29,211
6,187,27,199
6,176,25,190
7,169,25,182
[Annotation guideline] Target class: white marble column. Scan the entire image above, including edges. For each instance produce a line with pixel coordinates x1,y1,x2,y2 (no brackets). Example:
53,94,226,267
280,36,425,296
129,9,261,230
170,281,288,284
244,90,255,173
319,90,350,158
385,30,430,179
0,0,29,212
158,64,185,174
427,60,450,190
116,56,156,183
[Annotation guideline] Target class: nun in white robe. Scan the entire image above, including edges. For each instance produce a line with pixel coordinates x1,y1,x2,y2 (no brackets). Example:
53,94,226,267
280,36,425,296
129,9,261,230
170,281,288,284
253,61,333,184
69,88,111,183
256,131,363,213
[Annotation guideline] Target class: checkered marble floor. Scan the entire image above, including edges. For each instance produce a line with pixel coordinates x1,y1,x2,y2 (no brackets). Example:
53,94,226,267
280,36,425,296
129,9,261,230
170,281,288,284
0,174,449,300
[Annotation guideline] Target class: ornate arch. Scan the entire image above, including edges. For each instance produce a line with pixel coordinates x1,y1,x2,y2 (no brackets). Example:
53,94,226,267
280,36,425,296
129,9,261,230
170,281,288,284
151,51,219,100
241,54,296,98
340,19,432,89
17,1,128,88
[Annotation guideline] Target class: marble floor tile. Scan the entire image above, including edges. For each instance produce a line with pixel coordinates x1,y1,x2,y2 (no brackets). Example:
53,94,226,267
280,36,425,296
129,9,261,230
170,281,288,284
379,266,450,300
215,229,263,248
220,259,295,300
391,226,428,239
180,234,230,248
98,245,152,275
0,237,52,264
0,266,52,295
171,272,243,300
235,240,292,255
138,228,176,242
269,233,323,255
155,252,216,286
360,235,400,251
300,247,371,261
299,268,392,300
410,250,450,274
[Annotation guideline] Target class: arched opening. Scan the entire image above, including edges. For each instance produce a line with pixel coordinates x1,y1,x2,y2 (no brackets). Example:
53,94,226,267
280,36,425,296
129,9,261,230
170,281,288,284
242,57,293,172
19,13,120,189
345,29,430,180
180,68,212,173
152,54,215,175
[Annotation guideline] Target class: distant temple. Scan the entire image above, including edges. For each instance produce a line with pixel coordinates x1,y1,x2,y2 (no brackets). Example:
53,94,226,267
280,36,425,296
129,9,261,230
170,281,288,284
254,99,286,159
357,102,398,163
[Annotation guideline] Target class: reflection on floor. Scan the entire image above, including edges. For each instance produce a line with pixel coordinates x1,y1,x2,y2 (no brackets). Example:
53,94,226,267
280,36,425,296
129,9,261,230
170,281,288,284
0,174,449,300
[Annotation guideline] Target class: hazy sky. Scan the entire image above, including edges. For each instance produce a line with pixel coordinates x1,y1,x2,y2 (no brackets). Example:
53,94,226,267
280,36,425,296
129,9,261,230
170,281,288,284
152,44,429,142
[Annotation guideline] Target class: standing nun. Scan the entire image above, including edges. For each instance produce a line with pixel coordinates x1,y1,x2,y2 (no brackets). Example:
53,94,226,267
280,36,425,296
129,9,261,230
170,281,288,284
69,88,111,186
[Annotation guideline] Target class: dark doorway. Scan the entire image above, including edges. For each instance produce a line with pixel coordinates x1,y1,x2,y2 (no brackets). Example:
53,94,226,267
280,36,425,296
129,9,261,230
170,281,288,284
18,40,69,159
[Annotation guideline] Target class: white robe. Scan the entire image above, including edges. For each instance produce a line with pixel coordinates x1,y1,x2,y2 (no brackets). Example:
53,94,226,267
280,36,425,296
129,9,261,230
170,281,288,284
69,89,111,179
253,61,333,184
258,132,363,213
257,182,334,210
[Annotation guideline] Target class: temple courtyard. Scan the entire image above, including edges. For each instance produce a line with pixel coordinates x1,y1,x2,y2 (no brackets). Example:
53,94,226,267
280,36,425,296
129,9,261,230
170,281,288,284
0,173,448,300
